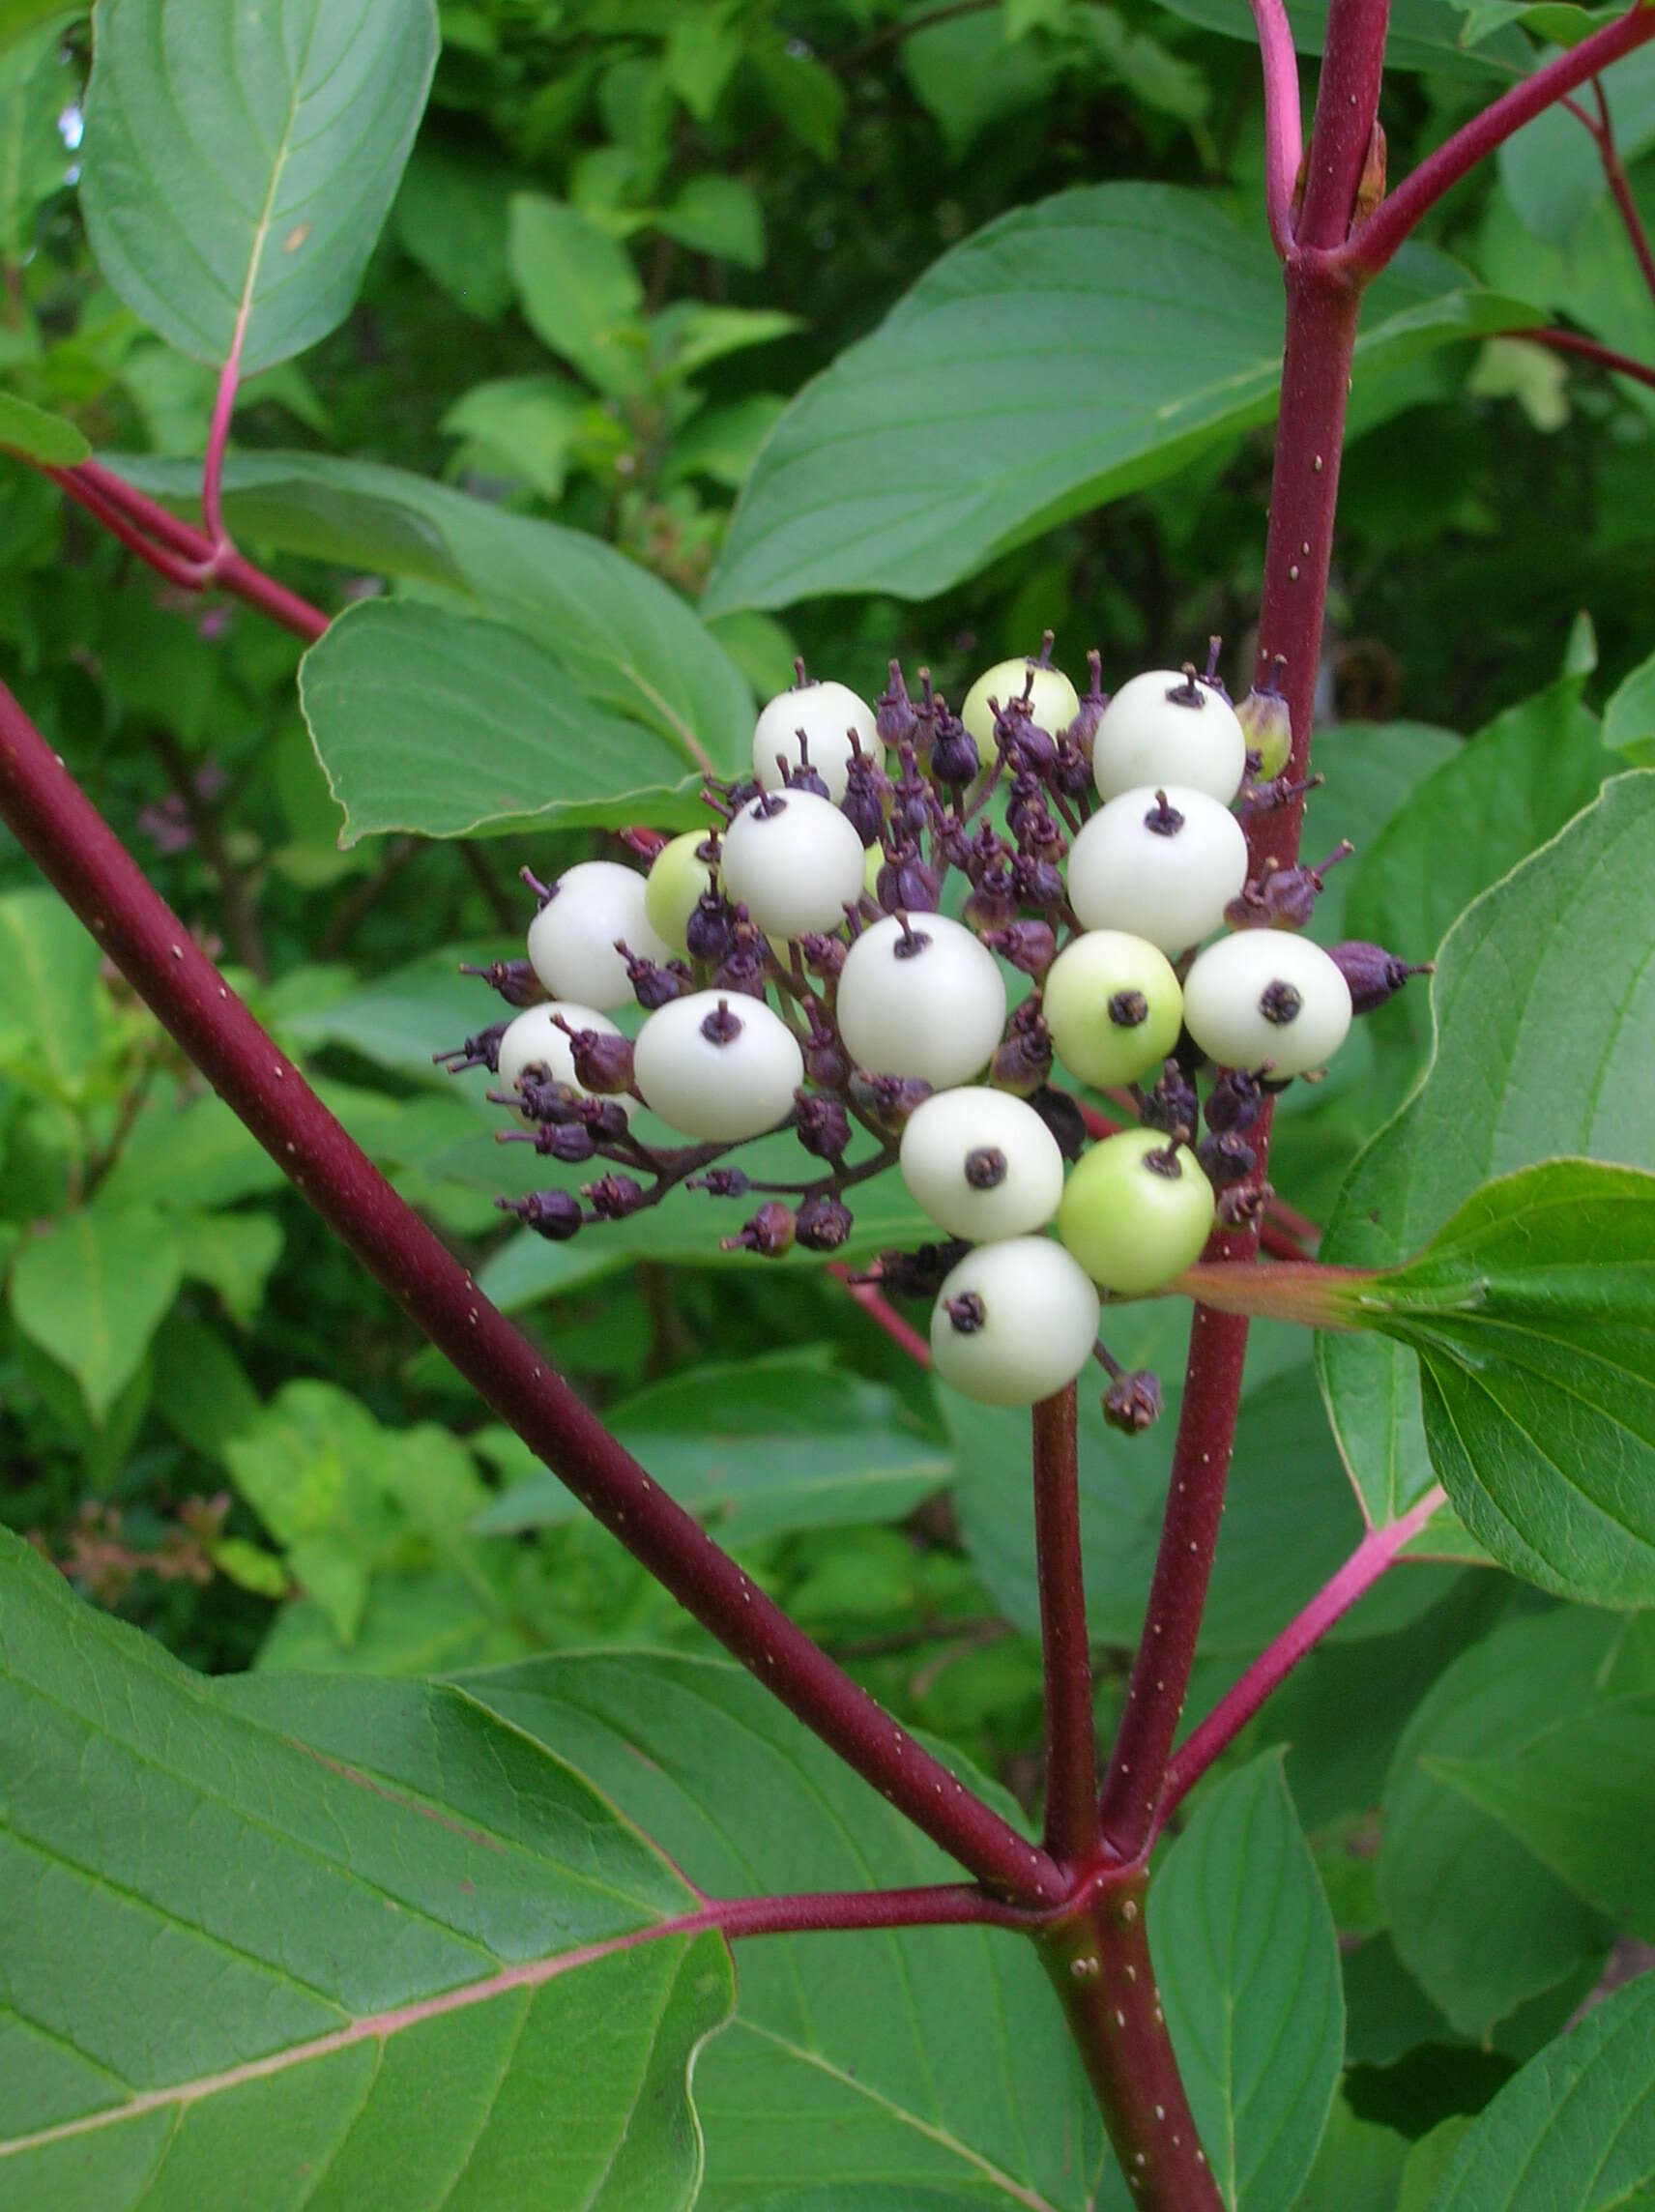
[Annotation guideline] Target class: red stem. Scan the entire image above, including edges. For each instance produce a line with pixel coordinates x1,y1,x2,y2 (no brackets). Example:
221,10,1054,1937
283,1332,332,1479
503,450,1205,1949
201,341,243,552
1098,0,1381,1868
1342,3,1655,277
0,677,1064,1911
1523,325,1655,393
708,1881,1039,1938
1251,0,1305,256
1159,1485,1445,1821
1582,76,1655,306
1031,1386,1098,1868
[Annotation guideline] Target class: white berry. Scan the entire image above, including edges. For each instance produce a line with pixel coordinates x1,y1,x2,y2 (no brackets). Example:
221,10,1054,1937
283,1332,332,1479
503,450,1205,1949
930,1237,1101,1407
753,678,878,802
1042,931,1184,1090
1181,929,1353,1077
1066,785,1247,955
497,1004,632,1117
961,655,1080,750
633,990,803,1141
527,860,671,1010
837,913,1007,1089
720,789,867,942
1092,668,1247,805
645,832,719,956
900,1087,1065,1242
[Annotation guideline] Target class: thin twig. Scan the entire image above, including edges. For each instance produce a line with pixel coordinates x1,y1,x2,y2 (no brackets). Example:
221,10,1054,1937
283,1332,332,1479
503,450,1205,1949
1579,76,1655,305
1031,1386,1099,1867
1249,0,1304,257
1520,325,1655,393
1158,1485,1446,1821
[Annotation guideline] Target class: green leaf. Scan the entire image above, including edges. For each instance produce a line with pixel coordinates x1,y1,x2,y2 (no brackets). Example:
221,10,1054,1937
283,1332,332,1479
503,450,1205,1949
1147,0,1531,74
657,174,765,268
1343,665,1608,1092
0,2,77,58
392,141,515,322
114,450,754,772
0,20,73,261
299,598,711,844
748,28,846,160
464,1652,1114,2209
440,373,587,503
1605,640,1655,756
150,1315,261,1462
1426,1976,1655,2209
474,1347,951,1545
0,887,103,1096
1149,1753,1343,2211
903,8,1061,157
1357,1162,1655,1603
1294,2096,1411,2212
705,186,1534,613
173,1208,284,1328
80,0,438,375
508,190,646,396
9,1201,182,1420
1379,1606,1622,2038
655,301,802,384
1320,771,1655,1528
0,1528,732,2207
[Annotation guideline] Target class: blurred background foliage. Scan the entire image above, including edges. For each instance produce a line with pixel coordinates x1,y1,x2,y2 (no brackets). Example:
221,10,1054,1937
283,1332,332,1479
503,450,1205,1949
1,2,1652,2165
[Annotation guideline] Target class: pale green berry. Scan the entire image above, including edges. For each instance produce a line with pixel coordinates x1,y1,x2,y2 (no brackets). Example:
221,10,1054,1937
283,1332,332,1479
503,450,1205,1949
1042,932,1183,1091
1057,1129,1214,1294
645,833,719,957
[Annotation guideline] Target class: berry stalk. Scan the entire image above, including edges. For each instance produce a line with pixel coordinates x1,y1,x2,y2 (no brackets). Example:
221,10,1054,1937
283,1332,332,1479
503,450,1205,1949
1031,1386,1099,1867
0,674,1065,1912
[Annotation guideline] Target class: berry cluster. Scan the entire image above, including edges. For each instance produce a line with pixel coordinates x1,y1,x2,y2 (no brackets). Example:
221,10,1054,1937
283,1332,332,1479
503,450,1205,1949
439,642,1429,1412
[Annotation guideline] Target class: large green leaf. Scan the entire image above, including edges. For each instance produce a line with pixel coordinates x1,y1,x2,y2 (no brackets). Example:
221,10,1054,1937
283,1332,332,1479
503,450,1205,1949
299,599,709,843
463,1653,1115,2209
0,2,77,57
8,1201,182,1420
1427,1976,1655,2209
1379,1607,1624,2038
1147,0,1531,74
704,186,1533,613
1342,666,1607,1092
1357,1162,1655,1603
1150,1753,1343,2211
1319,771,1655,1529
80,0,438,374
0,389,90,464
0,1528,733,2208
475,1347,951,1546
115,450,754,772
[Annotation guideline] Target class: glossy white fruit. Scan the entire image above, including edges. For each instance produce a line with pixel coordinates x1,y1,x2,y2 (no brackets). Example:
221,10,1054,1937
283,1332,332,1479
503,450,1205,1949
527,860,672,1011
836,913,1007,1088
632,990,803,1141
1066,785,1248,955
753,678,878,802
645,832,719,956
720,789,867,941
1181,929,1352,1077
929,1237,1101,1407
1092,668,1247,804
1041,931,1183,1091
961,656,1081,750
1057,1129,1215,1294
496,1003,632,1117
899,1087,1065,1241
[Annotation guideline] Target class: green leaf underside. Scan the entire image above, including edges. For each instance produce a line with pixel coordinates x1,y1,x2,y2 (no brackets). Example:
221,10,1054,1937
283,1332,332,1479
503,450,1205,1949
1318,772,1655,1560
113,450,753,781
474,1348,951,1547
0,1528,732,2209
1150,1754,1344,2210
298,600,706,844
450,1656,1114,2210
1379,1607,1627,2036
705,185,1535,613
79,0,439,376
0,887,104,1093
0,388,90,463
1427,1975,1655,2208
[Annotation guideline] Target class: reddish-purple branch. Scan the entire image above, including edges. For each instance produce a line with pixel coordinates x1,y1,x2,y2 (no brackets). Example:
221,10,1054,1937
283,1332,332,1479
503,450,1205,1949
0,677,1065,1912
1251,0,1305,255
1031,1386,1099,1868
708,1882,1041,1939
1159,1485,1446,1821
1343,3,1655,276
1580,75,1655,306
1521,325,1655,392
201,343,243,553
